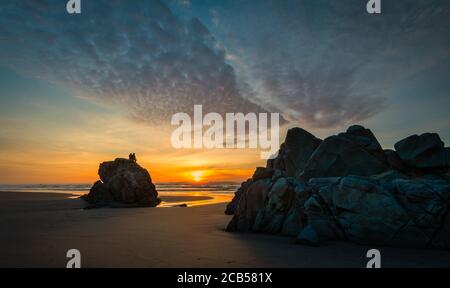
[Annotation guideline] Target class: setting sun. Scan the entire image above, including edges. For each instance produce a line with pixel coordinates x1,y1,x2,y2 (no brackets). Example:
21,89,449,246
191,171,204,183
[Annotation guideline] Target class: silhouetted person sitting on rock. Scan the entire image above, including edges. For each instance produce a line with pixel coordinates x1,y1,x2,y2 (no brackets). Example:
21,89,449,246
129,153,137,162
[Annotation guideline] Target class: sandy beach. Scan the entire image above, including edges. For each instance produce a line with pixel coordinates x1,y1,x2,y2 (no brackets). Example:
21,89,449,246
0,191,449,268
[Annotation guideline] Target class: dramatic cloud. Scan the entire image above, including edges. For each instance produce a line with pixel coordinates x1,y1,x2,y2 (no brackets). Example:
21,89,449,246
1,0,449,128
208,0,450,128
0,0,263,124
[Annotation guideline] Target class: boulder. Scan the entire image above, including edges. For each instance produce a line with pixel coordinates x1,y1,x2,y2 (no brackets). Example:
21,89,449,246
81,158,160,208
298,176,450,248
268,128,321,177
343,125,384,154
224,178,252,215
395,133,449,169
297,178,346,245
391,178,450,248
281,181,310,236
228,128,320,215
228,176,309,235
81,180,112,205
224,167,274,215
308,176,412,246
226,178,272,232
300,126,389,180
252,177,295,233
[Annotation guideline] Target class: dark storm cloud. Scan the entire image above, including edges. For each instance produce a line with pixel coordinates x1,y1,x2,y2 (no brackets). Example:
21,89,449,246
0,0,263,123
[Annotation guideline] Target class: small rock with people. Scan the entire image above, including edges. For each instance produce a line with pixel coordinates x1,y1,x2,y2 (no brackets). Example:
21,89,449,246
81,154,160,208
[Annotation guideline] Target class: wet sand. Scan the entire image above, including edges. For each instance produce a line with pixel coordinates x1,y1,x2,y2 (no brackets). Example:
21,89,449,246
0,191,449,268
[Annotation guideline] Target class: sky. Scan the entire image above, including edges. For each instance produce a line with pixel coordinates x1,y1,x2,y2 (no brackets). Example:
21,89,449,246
0,0,449,184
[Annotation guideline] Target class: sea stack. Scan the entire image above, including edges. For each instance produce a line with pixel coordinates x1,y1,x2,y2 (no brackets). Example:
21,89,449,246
81,158,161,208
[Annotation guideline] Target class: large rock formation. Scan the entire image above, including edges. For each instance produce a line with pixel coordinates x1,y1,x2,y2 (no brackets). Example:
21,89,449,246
81,158,161,208
226,125,450,249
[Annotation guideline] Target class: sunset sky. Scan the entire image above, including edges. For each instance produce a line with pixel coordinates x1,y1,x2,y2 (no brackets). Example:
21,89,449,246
0,0,450,184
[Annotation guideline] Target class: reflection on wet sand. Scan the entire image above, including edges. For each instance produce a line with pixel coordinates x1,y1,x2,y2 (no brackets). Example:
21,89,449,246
158,192,233,207
67,191,233,207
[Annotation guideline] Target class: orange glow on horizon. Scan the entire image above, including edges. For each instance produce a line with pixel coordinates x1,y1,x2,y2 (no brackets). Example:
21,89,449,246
191,171,204,182
0,114,268,185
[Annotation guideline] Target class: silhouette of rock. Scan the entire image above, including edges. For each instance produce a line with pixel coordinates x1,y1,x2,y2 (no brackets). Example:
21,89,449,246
252,167,274,181
300,125,389,180
224,178,252,215
226,129,319,215
252,177,295,234
226,178,272,232
226,125,450,249
83,180,112,206
267,128,322,177
81,158,160,208
395,133,449,169
224,167,274,215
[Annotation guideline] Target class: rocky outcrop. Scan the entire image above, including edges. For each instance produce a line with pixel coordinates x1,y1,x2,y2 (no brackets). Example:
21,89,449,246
267,128,322,177
395,133,450,170
225,178,252,215
300,125,389,180
81,158,161,208
224,167,275,215
301,176,450,248
226,125,450,249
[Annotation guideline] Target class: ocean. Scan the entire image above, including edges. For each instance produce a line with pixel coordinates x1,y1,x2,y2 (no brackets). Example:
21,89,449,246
0,183,240,195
